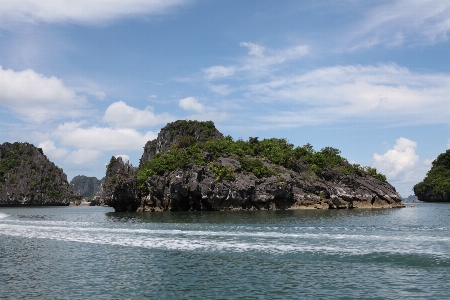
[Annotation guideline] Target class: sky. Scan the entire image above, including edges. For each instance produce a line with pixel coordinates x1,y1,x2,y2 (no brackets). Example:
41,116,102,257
0,0,449,197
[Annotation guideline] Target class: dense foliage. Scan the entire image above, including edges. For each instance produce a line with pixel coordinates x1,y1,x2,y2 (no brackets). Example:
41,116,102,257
137,136,386,193
414,149,450,198
0,142,35,183
167,120,220,142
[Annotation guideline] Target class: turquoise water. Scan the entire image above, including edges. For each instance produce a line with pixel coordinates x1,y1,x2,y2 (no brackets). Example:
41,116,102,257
0,204,449,299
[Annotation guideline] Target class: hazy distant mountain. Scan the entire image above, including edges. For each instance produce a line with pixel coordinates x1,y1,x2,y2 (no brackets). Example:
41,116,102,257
70,175,104,198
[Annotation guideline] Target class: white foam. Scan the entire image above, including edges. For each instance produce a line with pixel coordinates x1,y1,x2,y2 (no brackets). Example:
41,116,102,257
0,213,9,219
1,222,449,258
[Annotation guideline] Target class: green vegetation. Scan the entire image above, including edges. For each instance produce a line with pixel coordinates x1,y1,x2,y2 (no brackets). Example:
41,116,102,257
139,145,205,178
414,149,450,198
0,142,30,183
237,156,276,178
137,135,387,194
167,120,219,142
208,162,235,181
137,145,205,192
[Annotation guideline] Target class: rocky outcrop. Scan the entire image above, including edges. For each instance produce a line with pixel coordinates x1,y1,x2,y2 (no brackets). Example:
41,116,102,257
0,142,73,206
102,156,140,212
140,120,223,167
102,121,403,212
70,175,104,198
137,156,403,212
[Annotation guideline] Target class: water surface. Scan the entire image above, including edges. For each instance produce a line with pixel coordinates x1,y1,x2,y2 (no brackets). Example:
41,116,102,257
1,203,449,299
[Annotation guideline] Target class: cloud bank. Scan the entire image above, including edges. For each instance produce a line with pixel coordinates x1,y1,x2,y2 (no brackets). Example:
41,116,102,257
0,66,90,123
53,122,156,152
0,0,191,27
103,101,174,129
373,137,419,179
257,64,450,126
371,137,436,196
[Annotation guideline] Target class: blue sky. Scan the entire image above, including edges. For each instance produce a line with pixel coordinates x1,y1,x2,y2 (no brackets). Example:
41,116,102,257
0,0,449,197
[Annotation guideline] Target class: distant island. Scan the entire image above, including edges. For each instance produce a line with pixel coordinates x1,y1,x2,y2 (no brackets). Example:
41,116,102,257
414,149,450,202
69,175,105,206
70,175,104,199
101,120,404,212
402,195,419,202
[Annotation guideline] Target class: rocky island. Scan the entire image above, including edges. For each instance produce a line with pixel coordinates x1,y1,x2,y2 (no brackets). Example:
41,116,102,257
0,142,73,206
102,120,404,212
414,149,450,202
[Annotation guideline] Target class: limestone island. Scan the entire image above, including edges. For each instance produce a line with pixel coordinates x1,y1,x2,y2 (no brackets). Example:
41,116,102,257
0,142,73,206
101,120,404,212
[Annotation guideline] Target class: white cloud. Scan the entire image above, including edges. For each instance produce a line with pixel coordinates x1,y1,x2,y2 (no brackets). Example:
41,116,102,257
250,64,450,127
373,137,419,179
38,140,69,160
65,149,101,165
370,140,440,197
239,43,309,75
350,0,450,48
240,42,265,57
179,97,205,113
202,66,237,80
208,84,234,95
202,42,308,81
54,122,157,152
115,154,130,163
102,101,174,129
0,66,90,123
0,0,191,27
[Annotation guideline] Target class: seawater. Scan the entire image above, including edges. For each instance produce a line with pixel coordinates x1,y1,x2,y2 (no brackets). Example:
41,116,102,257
0,203,449,299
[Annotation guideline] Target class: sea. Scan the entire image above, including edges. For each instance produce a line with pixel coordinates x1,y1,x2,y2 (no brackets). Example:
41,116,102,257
0,203,449,299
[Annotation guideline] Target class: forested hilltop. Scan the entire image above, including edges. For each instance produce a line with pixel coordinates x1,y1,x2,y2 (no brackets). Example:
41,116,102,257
414,149,450,202
102,120,403,212
0,142,73,206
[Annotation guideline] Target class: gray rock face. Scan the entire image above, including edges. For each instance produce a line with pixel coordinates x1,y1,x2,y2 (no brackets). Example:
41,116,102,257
70,175,104,198
414,191,450,202
103,154,403,212
102,156,140,212
140,120,223,167
0,142,73,206
137,156,403,212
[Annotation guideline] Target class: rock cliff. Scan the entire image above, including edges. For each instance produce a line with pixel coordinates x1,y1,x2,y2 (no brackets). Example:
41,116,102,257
0,142,73,206
414,149,450,202
102,120,404,212
102,156,139,212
